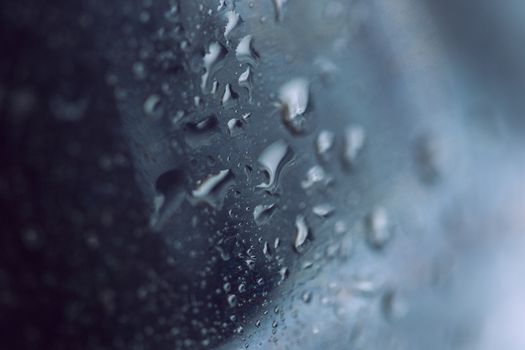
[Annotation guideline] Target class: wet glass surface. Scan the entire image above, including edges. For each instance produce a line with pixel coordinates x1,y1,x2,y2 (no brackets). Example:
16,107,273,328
2,0,525,349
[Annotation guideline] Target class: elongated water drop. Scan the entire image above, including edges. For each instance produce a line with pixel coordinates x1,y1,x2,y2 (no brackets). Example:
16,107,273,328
312,203,335,217
238,67,253,100
279,78,309,134
236,35,259,66
342,125,365,169
253,203,277,225
272,0,287,22
222,83,238,109
256,140,292,191
316,130,335,158
201,42,227,92
224,10,240,40
293,215,310,253
365,206,391,250
227,118,244,136
191,169,234,208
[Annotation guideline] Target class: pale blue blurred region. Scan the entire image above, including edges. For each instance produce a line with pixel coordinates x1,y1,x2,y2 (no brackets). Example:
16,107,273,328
205,0,525,349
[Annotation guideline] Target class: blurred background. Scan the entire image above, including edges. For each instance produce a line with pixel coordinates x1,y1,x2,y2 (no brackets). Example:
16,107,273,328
1,0,525,349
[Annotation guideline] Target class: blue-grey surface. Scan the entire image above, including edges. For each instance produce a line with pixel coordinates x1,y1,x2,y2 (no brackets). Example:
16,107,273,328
2,0,525,349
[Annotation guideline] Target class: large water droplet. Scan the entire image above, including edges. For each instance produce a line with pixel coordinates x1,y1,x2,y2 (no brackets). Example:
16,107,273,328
190,169,234,208
256,140,292,191
253,203,277,225
293,215,310,253
342,125,366,169
279,78,309,134
235,35,259,66
201,42,227,92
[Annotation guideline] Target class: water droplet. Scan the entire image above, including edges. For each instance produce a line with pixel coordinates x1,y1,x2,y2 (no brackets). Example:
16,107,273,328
227,118,244,136
143,94,163,118
293,215,310,253
223,282,231,292
238,283,246,293
334,220,347,235
164,0,179,22
274,237,280,249
256,140,292,191
227,294,238,307
278,266,289,282
253,203,277,226
342,125,365,169
279,78,309,134
184,115,220,148
312,203,335,218
222,83,238,109
381,289,408,321
414,133,442,184
224,10,240,40
262,241,272,259
150,168,185,229
201,42,227,92
365,207,391,250
238,67,253,101
301,290,312,303
301,165,331,189
316,130,335,158
235,35,259,66
190,169,234,208
272,0,287,21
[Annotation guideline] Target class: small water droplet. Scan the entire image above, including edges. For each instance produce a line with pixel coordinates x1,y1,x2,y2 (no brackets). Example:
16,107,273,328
235,35,259,66
301,165,331,189
238,283,246,293
238,67,253,101
312,203,335,218
316,130,335,158
262,241,272,259
227,294,238,307
365,207,391,250
222,83,238,108
301,290,312,303
342,125,366,169
253,203,277,225
223,282,231,292
293,215,310,253
272,0,287,21
256,140,292,191
278,266,289,282
381,289,408,321
143,94,163,118
227,118,244,136
279,78,309,134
